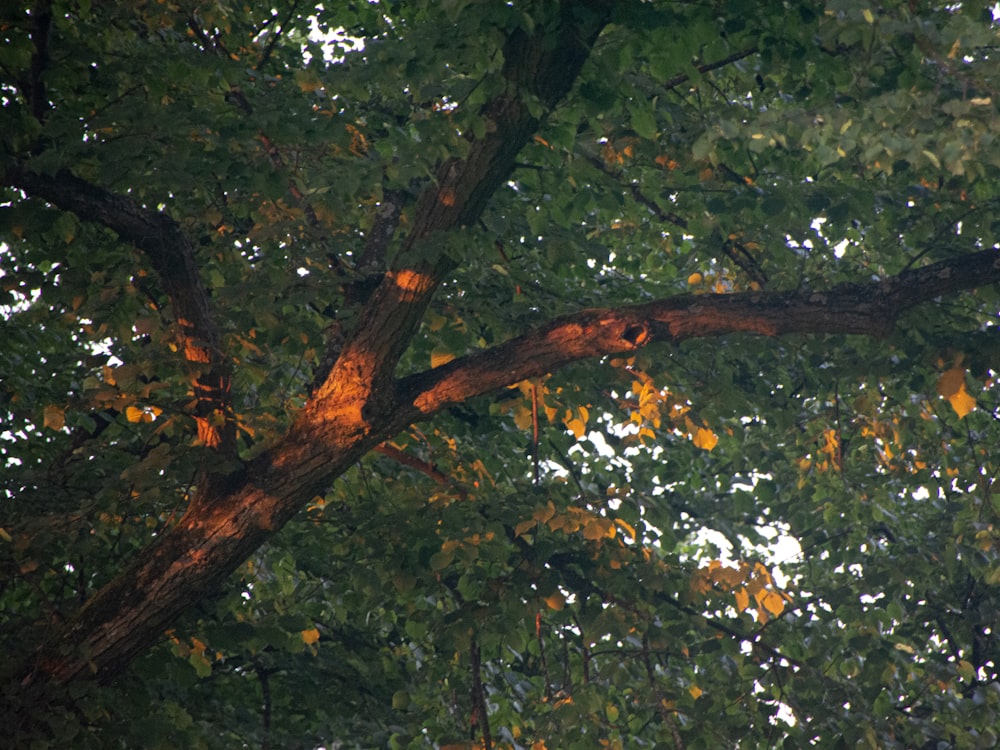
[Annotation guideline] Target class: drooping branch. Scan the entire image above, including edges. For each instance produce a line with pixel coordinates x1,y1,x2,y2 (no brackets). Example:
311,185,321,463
397,248,1000,419
5,167,239,484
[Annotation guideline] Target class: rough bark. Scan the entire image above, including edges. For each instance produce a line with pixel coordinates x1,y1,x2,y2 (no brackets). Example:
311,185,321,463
397,248,1000,419
13,0,613,689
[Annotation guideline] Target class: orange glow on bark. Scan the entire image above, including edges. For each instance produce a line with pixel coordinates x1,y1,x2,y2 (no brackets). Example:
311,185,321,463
392,269,434,292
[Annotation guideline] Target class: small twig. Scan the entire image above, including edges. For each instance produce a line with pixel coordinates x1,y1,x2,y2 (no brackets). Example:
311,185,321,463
536,611,553,700
373,443,467,497
662,46,759,92
470,639,493,750
255,0,302,71
642,633,685,750
254,661,273,750
531,380,541,485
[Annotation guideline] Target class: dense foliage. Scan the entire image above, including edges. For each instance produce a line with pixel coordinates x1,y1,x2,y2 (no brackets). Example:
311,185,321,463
2,1,1000,747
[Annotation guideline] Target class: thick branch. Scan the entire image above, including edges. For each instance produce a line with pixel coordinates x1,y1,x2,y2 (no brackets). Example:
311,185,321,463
5,167,238,479
397,249,1000,418
314,1,611,403
15,1,614,690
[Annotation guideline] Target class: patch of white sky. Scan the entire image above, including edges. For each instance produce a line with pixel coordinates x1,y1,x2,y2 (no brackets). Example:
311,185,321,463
302,8,366,64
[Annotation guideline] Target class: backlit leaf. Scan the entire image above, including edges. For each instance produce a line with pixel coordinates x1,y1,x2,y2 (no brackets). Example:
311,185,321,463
937,366,976,418
430,350,455,368
692,427,718,451
43,405,65,431
544,591,566,611
301,628,320,645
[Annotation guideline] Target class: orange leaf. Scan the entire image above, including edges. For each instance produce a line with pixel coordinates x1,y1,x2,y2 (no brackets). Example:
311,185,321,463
692,427,718,451
936,366,965,398
533,502,556,524
514,519,536,537
734,587,750,613
430,350,455,368
937,366,976,418
614,519,637,542
301,627,320,645
544,591,565,611
43,405,65,431
583,517,615,540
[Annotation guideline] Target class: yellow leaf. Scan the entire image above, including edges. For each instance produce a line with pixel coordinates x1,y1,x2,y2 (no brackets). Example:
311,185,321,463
937,366,976,418
734,587,750,613
948,387,976,419
688,685,703,700
430,350,455,368
614,519,637,541
301,627,320,645
687,272,703,286
583,517,615,540
566,418,586,439
692,427,718,451
512,403,532,430
957,659,975,681
936,366,965,398
43,405,65,431
514,519,536,537
534,501,556,524
759,589,785,617
862,8,874,23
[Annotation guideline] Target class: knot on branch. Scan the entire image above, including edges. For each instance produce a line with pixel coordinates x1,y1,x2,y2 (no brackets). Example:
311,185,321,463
622,323,650,347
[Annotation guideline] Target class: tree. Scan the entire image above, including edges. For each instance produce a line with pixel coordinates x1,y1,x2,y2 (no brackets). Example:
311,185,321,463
2,0,999,746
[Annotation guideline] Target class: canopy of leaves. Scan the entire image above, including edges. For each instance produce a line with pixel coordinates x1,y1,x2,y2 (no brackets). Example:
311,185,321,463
2,1,1000,748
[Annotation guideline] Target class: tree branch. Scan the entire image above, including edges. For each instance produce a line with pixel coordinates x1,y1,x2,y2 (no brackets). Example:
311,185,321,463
4,167,239,489
254,1,301,72
373,443,467,497
21,0,53,123
397,248,1000,419
312,0,612,405
19,1,998,699
13,1,615,690
663,46,759,92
